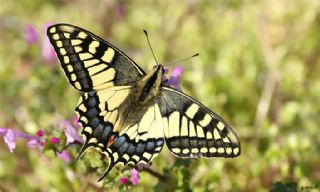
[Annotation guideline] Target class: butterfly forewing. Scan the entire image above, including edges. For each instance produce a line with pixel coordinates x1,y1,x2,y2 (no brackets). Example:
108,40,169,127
158,86,240,158
47,24,145,92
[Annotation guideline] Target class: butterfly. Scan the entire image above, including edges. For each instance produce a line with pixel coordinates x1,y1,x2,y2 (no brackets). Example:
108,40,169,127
47,23,241,181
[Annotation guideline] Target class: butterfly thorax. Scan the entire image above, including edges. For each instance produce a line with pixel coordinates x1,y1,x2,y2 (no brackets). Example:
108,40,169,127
135,65,163,105
112,65,164,132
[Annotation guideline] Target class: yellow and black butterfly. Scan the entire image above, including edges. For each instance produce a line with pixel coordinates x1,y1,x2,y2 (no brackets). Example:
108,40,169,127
47,23,241,181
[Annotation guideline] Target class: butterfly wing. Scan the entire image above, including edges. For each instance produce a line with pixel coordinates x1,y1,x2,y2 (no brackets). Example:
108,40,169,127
158,86,241,158
98,103,164,181
47,23,145,92
75,86,132,158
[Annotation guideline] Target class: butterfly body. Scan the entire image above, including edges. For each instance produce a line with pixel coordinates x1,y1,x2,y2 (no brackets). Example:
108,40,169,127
47,24,240,181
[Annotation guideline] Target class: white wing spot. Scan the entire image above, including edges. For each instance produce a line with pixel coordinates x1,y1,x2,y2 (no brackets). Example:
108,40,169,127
233,147,239,155
218,147,224,154
89,41,100,54
209,147,216,153
71,39,82,46
101,48,115,63
213,129,221,139
74,82,82,90
78,32,88,39
185,103,199,119
217,122,224,130
206,131,213,139
67,65,73,72
191,148,199,153
84,127,92,134
49,27,56,33
60,48,66,55
168,111,180,137
172,148,181,154
226,147,232,155
63,33,70,38
88,137,98,144
196,125,205,137
182,148,189,154
64,56,70,64
200,147,208,153
189,121,196,137
79,53,93,60
143,152,152,159
84,59,100,68
199,114,212,127
52,34,59,40
180,116,188,136
56,40,62,47
74,46,83,53
71,74,77,81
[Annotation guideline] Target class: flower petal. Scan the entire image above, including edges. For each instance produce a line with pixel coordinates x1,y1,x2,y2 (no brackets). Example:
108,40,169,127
130,168,139,185
25,24,38,45
57,150,71,163
4,130,16,153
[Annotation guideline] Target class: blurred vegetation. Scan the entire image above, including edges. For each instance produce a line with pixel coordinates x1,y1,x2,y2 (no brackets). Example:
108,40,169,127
1,0,320,191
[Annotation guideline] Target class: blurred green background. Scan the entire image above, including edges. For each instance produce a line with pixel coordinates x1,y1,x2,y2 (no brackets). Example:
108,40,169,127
1,0,320,191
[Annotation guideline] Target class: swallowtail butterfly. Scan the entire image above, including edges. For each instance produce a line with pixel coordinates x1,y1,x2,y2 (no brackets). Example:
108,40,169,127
47,23,241,181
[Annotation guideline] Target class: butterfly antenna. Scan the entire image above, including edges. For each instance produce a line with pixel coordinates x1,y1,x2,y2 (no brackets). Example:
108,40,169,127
168,53,199,66
143,29,159,66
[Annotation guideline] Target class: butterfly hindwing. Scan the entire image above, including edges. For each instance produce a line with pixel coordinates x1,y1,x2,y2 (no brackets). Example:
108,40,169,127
47,23,146,92
75,86,132,158
158,86,241,158
98,103,165,180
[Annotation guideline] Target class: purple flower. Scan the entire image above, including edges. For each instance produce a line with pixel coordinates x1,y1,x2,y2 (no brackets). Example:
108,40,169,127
130,168,139,185
0,128,41,153
60,120,83,145
167,66,184,90
73,115,81,129
120,177,128,184
116,2,126,19
162,66,169,82
57,150,72,163
25,24,38,45
50,137,60,144
42,23,56,64
27,139,44,149
4,130,16,153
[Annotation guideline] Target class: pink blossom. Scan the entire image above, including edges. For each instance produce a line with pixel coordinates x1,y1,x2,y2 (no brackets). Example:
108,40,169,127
0,128,41,152
27,139,40,148
167,66,184,90
4,130,16,153
57,150,72,163
73,115,81,129
42,23,56,64
130,168,139,185
25,24,38,44
36,129,44,137
60,120,83,145
50,137,60,144
120,177,128,184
